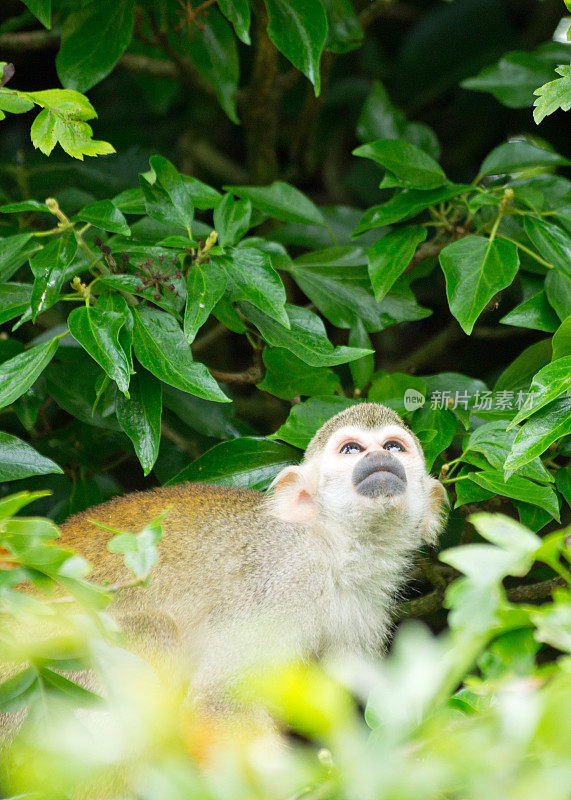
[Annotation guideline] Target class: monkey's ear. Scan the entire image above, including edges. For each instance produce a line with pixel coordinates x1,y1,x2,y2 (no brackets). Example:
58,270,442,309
267,465,316,524
422,478,448,545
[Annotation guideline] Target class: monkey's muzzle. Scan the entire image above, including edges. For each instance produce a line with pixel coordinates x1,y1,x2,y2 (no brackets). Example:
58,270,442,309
352,452,407,498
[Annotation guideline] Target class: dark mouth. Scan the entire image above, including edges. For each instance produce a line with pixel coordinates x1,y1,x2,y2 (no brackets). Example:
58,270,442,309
352,453,407,499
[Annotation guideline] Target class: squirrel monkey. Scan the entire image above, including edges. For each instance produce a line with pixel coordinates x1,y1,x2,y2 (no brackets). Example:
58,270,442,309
54,403,447,701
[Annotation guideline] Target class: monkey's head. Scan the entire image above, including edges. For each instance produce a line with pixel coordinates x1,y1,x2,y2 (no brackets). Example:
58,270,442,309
268,403,447,546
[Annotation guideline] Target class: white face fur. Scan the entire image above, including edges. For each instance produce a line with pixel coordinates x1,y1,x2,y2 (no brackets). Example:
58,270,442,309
270,423,446,548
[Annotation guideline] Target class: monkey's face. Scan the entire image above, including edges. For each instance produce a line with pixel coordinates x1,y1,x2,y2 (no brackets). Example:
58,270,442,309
269,421,446,546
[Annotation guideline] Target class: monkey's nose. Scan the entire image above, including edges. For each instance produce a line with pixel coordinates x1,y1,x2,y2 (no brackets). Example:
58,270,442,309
352,450,406,498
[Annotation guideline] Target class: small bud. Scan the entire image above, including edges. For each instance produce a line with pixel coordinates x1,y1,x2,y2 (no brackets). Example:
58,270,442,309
101,244,112,256
94,236,103,248
121,252,129,262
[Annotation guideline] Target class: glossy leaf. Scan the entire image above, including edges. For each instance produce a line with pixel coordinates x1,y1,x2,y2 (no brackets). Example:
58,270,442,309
184,260,227,344
462,52,553,109
257,347,340,399
0,283,32,325
219,249,289,327
263,0,327,95
213,194,252,247
545,270,571,322
225,181,325,226
271,397,356,449
505,398,571,474
143,156,195,234
353,184,470,234
524,216,571,277
56,0,135,92
21,0,51,28
68,306,132,396
0,234,39,282
468,470,560,520
465,421,553,484
353,139,447,189
508,357,571,427
29,232,78,321
167,438,300,489
0,432,63,482
367,226,427,301
0,339,58,410
409,405,457,469
552,318,571,361
77,200,130,236
348,319,374,391
495,339,552,393
500,291,560,332
186,8,239,122
132,306,230,402
439,236,519,334
217,0,250,43
478,141,570,178
240,303,372,367
368,372,427,416
116,369,162,476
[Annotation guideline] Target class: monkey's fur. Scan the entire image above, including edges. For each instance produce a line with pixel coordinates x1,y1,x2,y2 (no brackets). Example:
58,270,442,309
2,404,446,739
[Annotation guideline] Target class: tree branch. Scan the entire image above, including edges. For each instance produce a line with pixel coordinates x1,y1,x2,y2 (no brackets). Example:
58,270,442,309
0,30,59,51
241,0,279,183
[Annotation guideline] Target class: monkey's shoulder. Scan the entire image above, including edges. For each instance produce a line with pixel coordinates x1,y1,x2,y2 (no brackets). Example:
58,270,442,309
57,482,263,572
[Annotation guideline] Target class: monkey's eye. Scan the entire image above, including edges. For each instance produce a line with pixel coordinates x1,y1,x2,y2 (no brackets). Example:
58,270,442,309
340,441,364,455
383,440,405,453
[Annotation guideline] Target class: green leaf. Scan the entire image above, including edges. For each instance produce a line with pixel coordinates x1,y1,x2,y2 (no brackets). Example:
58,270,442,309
162,385,243,440
462,52,554,109
131,306,230,402
271,397,356,449
77,200,130,236
167,437,300,489
439,236,519,334
143,156,195,234
465,421,553,485
263,0,327,95
552,317,571,361
0,432,63,482
184,260,227,344
21,0,51,28
46,352,120,431
504,397,571,474
348,319,374,391
217,0,251,44
508,356,571,427
495,339,552,393
97,274,183,315
116,369,162,476
257,347,340,399
353,184,471,234
39,668,102,707
524,216,571,277
0,283,32,325
68,306,132,396
29,232,78,321
353,139,447,189
213,193,252,247
186,7,239,122
0,200,50,214
323,0,363,54
534,65,571,124
468,470,560,521
240,303,372,367
0,668,39,713
0,233,38,282
56,0,135,92
106,511,166,580
369,372,427,416
409,405,457,469
366,226,427,301
219,248,289,327
545,270,571,322
478,141,570,178
0,338,58,410
423,372,488,429
555,465,571,508
499,291,560,332
225,181,325,226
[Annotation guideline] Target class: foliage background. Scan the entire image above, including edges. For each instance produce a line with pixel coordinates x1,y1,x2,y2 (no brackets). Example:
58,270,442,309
0,0,570,797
